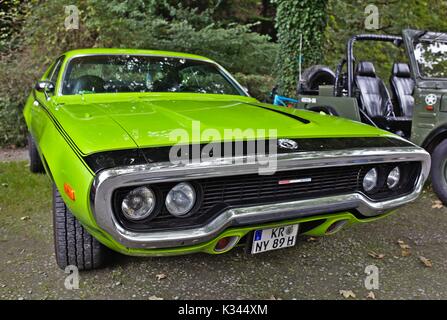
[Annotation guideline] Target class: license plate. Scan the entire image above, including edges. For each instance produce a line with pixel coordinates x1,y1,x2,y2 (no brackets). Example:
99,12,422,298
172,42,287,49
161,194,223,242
251,224,299,254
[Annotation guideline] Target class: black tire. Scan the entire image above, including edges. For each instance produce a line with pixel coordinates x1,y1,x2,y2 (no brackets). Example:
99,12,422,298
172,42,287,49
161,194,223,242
27,134,45,174
431,140,447,205
297,65,336,95
53,186,109,270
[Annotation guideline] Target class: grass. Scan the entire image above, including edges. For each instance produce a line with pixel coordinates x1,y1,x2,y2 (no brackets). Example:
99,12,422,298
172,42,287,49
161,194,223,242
0,161,52,239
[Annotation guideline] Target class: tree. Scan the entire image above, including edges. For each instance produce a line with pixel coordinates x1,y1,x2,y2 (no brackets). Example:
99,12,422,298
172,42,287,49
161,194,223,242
324,0,447,80
273,0,328,96
0,0,29,52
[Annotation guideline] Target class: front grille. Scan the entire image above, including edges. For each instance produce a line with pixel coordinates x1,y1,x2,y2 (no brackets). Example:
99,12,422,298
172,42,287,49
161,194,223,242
113,162,420,231
189,166,360,214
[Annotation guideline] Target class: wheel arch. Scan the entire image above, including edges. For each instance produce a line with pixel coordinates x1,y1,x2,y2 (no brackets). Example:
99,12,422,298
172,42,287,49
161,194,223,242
29,132,54,179
421,125,447,154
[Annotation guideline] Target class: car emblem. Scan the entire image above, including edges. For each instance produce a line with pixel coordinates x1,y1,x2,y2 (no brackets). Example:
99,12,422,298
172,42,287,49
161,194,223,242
425,94,437,106
278,178,312,185
278,139,298,150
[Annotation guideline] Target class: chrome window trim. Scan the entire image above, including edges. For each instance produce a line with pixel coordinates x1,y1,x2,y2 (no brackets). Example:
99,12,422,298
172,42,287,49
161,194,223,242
58,53,248,97
91,146,430,249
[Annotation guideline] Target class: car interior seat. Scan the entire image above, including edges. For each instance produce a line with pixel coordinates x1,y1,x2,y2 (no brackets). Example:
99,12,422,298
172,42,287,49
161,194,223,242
354,61,394,118
354,61,412,137
390,62,415,118
71,75,106,94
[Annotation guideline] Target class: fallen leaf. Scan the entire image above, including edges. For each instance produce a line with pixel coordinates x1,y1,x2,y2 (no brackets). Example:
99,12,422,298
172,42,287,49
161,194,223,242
148,295,163,300
156,273,167,281
432,200,443,209
397,240,410,250
307,237,318,242
419,256,433,268
398,240,412,257
339,290,356,299
368,251,385,259
401,249,411,257
20,216,30,221
366,291,376,300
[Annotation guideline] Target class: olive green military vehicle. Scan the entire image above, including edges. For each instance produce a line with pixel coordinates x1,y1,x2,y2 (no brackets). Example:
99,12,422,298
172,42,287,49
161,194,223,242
293,29,447,204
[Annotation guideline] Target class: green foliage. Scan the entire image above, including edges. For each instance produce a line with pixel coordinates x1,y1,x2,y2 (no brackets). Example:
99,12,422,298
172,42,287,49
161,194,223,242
0,97,26,147
324,0,447,80
84,0,277,75
273,0,328,96
0,0,29,52
8,0,277,76
0,0,277,146
3,0,447,147
234,73,275,102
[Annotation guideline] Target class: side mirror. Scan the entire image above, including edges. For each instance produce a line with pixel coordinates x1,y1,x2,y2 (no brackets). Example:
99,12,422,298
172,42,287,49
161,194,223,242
35,80,55,100
35,80,55,93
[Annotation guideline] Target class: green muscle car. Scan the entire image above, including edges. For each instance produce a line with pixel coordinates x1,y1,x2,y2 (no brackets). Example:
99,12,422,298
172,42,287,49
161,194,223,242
24,48,430,270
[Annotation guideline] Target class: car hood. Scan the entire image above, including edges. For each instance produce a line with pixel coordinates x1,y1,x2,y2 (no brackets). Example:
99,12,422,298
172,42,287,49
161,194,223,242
53,93,393,155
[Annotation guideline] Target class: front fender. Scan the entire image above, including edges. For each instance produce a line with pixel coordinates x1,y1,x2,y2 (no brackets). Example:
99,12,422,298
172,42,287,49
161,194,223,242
25,96,98,230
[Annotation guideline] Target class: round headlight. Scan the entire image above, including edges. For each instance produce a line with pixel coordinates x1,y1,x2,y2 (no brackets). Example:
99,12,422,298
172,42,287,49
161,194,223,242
165,182,196,217
363,168,378,192
387,166,401,189
121,186,156,221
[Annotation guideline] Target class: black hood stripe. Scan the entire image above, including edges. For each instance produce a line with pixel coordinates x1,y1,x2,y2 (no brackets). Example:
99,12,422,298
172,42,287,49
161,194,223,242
250,104,311,124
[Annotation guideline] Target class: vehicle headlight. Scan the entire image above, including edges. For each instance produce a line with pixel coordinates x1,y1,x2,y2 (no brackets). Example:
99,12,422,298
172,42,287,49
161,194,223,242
165,182,196,217
387,166,401,189
121,186,156,221
363,168,378,192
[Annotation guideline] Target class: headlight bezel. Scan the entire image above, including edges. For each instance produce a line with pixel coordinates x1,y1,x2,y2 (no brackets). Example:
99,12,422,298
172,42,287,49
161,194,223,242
113,181,203,227
360,163,420,200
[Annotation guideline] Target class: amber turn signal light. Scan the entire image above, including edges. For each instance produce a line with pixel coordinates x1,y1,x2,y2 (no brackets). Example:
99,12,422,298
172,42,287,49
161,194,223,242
64,183,76,201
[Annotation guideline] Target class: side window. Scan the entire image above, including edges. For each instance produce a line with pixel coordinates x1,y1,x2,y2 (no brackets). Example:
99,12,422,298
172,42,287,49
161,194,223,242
49,56,65,84
43,62,57,81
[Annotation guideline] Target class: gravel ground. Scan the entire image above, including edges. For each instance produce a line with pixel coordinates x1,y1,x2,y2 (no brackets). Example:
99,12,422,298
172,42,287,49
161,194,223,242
1,149,447,300
0,148,28,162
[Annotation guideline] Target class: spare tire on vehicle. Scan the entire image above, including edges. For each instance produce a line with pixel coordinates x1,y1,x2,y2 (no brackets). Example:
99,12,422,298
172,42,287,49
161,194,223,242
297,65,336,95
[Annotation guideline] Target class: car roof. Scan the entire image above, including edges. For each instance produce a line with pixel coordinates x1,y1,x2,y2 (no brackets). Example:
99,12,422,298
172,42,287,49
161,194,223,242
62,48,215,63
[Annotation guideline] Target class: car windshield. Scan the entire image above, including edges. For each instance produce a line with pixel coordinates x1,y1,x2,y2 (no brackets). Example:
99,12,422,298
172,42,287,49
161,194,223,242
414,39,447,78
62,55,244,96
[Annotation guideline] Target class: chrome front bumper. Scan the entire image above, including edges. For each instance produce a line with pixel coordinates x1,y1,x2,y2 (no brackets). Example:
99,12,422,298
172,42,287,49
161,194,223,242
91,146,430,249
